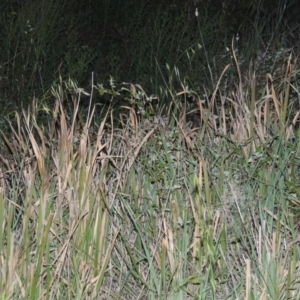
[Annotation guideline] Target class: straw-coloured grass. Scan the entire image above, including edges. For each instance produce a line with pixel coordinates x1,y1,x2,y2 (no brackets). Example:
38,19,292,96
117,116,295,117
1,47,300,299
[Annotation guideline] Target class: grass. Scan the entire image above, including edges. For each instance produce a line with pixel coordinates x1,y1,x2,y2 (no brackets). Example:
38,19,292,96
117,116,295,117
0,3,300,299
1,39,300,299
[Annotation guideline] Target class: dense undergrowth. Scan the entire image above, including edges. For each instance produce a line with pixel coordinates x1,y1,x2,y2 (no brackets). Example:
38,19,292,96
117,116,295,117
1,43,300,299
1,1,300,299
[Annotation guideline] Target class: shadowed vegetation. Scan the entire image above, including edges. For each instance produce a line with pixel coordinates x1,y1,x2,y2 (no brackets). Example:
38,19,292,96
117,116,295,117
1,0,300,299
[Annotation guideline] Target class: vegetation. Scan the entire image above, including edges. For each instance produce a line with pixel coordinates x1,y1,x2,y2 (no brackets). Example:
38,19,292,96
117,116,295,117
1,0,300,299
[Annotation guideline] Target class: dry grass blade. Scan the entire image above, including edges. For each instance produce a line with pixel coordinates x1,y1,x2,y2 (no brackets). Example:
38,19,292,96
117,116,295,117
49,210,88,298
0,130,18,158
26,124,45,181
128,128,156,170
91,228,120,297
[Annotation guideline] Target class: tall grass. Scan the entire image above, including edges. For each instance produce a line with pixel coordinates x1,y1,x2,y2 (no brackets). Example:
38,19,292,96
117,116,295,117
1,42,300,299
1,1,300,299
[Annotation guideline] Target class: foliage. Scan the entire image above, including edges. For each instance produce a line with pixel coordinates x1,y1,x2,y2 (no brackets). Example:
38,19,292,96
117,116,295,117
1,2,300,297
1,43,300,298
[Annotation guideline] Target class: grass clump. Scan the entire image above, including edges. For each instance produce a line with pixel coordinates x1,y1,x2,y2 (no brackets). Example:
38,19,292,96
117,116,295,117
1,41,300,299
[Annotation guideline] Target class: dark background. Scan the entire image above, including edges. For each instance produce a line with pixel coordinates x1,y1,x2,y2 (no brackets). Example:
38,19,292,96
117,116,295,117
0,0,299,115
